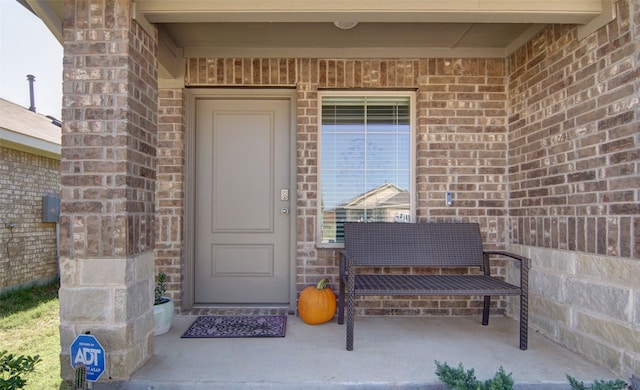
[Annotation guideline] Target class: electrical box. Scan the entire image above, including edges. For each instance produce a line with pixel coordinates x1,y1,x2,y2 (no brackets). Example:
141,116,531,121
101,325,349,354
42,194,60,222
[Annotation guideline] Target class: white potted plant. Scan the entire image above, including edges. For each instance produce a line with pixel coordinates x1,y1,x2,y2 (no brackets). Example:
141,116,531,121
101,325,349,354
153,272,174,336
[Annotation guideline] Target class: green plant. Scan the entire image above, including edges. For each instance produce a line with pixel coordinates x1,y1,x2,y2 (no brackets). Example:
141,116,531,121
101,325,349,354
0,280,69,389
434,361,514,390
566,374,627,390
0,279,59,315
0,350,42,390
154,272,169,305
74,364,87,390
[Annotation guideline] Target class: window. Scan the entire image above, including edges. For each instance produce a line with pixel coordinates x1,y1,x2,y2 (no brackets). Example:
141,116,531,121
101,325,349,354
318,92,415,245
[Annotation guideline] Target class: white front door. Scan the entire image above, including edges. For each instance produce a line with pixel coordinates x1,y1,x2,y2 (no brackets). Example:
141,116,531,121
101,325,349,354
194,98,291,304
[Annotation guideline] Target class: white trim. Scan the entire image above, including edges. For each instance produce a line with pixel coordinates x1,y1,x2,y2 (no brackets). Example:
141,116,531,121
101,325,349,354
183,90,196,311
578,0,616,40
184,46,509,59
506,25,547,57
24,0,62,43
316,90,417,249
141,1,602,24
131,0,157,40
184,88,298,312
0,128,60,160
158,27,185,81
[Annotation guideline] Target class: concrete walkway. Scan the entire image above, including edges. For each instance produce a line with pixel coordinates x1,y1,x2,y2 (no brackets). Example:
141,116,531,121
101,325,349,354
99,315,617,389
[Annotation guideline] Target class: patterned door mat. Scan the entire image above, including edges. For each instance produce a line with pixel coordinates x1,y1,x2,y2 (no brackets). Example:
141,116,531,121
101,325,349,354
181,315,287,338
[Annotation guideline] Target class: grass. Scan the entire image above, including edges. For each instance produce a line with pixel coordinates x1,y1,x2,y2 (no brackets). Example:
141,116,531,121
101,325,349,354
0,280,71,390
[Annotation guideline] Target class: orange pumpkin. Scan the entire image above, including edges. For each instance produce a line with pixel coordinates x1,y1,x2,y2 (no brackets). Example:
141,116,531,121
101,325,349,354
298,278,337,325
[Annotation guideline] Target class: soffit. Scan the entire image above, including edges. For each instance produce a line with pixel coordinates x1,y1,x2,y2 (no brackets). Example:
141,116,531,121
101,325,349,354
23,1,613,73
140,0,609,60
162,22,537,49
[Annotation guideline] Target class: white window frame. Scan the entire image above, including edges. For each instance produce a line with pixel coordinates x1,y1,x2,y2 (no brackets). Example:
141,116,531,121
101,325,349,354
317,90,416,248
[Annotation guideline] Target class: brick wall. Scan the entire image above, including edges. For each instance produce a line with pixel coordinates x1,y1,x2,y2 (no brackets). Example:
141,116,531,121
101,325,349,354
0,146,59,292
506,0,639,375
125,20,158,256
59,6,157,259
507,4,638,259
156,89,185,307
183,57,510,316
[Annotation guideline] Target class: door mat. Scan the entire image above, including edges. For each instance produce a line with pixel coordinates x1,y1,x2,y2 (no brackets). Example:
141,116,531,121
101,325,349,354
181,315,287,338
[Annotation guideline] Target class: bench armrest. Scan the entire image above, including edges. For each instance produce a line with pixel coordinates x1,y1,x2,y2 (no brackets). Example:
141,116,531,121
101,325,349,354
339,250,351,278
483,250,531,269
483,250,530,295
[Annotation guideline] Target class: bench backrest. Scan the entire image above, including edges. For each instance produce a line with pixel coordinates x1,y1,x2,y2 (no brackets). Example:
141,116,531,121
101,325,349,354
343,222,484,268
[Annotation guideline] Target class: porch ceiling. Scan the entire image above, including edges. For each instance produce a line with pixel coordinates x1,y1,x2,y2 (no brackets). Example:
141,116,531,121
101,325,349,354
23,0,614,74
143,0,613,61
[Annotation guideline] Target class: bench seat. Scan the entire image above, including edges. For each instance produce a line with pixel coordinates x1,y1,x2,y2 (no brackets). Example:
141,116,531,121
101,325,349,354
354,274,521,296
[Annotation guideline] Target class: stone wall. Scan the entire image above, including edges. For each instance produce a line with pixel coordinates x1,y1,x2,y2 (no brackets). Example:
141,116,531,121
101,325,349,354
507,0,639,376
181,57,511,316
0,146,59,292
508,246,639,375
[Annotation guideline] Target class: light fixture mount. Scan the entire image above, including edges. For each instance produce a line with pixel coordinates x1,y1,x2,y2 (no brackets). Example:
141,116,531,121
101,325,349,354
333,21,359,30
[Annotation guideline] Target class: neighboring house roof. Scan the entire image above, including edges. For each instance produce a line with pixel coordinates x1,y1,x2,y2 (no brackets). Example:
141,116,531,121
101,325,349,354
0,98,61,159
340,183,409,210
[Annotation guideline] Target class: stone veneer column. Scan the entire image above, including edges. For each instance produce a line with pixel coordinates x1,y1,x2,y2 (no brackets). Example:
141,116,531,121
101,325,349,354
58,0,158,381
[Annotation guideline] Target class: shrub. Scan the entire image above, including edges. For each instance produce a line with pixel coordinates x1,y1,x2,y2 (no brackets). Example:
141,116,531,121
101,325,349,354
434,360,514,390
435,361,632,390
154,272,168,305
566,374,628,390
0,350,42,390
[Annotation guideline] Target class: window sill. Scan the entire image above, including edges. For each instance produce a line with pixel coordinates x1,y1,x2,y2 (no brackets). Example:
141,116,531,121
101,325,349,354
316,242,345,250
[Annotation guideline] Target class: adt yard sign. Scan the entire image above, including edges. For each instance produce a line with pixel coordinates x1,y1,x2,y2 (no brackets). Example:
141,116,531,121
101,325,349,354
70,334,105,382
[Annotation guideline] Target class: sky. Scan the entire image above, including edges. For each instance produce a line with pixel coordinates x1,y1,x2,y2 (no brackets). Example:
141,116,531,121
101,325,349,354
0,0,63,119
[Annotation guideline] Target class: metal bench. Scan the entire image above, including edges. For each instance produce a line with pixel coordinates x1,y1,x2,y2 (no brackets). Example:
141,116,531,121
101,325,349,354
338,222,530,351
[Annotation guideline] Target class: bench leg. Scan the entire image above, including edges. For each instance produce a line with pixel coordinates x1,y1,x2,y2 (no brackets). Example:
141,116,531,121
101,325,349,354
520,292,528,350
346,300,354,351
482,296,490,325
338,277,345,325
346,269,355,351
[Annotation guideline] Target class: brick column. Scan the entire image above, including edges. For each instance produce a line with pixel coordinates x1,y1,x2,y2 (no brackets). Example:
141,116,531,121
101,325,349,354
294,76,320,289
59,0,158,381
155,89,185,308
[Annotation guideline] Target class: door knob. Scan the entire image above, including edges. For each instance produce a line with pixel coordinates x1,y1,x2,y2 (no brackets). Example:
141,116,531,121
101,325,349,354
280,207,289,215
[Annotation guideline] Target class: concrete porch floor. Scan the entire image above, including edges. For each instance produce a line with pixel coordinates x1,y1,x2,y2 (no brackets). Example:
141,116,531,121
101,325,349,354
100,314,617,389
